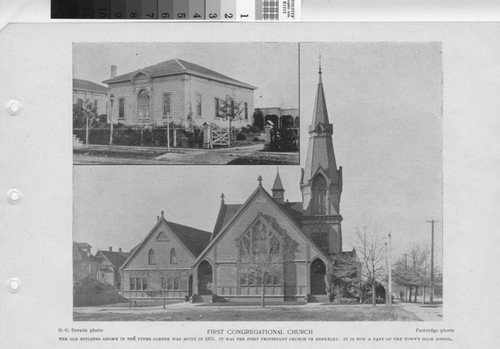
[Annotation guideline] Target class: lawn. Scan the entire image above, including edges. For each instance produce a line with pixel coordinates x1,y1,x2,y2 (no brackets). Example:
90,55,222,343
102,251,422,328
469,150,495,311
73,305,420,321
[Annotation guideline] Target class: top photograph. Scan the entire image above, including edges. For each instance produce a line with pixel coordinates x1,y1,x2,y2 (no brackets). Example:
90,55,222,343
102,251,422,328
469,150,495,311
72,42,300,165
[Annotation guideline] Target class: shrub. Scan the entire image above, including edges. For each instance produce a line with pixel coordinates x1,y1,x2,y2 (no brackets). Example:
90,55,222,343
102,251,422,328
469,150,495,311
269,128,299,152
236,133,246,141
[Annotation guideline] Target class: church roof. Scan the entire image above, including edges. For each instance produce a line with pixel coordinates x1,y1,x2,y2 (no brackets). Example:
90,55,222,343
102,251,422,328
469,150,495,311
212,204,242,239
103,58,257,90
166,220,212,256
73,78,108,94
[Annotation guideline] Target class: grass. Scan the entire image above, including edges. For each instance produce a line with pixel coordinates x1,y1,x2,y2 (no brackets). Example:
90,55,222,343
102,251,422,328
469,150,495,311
73,305,420,322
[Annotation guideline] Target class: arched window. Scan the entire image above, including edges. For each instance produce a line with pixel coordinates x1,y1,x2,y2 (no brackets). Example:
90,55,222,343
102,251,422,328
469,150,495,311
170,248,177,264
312,175,327,215
137,89,151,123
148,249,155,265
237,219,284,287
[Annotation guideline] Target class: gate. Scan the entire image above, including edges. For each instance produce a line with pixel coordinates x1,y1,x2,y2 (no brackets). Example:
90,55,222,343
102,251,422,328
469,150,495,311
212,128,230,147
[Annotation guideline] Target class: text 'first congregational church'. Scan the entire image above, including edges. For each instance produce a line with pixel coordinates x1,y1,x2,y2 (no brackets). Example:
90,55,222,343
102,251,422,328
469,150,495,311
120,64,351,301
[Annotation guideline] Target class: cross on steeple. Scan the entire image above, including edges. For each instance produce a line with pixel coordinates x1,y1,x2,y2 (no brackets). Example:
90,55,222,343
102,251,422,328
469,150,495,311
257,175,263,186
220,193,225,203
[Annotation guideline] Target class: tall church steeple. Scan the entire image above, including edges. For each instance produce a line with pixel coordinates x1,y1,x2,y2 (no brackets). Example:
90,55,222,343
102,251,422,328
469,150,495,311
300,59,343,254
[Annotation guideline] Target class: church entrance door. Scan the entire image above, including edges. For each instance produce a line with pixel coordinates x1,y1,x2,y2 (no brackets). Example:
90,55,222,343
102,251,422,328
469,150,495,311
197,260,213,295
310,258,327,295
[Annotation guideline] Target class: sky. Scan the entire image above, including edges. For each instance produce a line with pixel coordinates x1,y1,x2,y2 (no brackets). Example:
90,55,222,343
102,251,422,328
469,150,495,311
73,42,299,109
74,42,443,267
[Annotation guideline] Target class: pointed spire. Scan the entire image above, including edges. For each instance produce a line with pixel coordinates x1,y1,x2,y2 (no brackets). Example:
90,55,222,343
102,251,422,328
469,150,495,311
272,168,284,191
272,168,285,204
311,58,330,130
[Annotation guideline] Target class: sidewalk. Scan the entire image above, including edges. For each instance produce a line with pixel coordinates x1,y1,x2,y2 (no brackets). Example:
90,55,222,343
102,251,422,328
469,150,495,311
396,302,443,321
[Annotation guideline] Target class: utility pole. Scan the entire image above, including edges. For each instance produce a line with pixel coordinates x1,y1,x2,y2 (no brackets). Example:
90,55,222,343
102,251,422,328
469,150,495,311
426,219,438,304
403,253,408,302
388,233,392,305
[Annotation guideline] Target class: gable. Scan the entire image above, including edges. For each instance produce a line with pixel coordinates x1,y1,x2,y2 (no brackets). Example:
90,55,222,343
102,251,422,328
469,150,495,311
122,219,211,270
195,187,329,266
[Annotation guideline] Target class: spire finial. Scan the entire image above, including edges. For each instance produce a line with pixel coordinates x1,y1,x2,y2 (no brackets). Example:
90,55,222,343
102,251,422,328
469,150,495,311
161,210,164,218
318,53,322,74
220,193,225,202
258,175,263,186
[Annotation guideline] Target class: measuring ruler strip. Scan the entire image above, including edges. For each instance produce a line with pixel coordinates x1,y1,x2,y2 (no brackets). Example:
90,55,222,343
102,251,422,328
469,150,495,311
53,0,300,20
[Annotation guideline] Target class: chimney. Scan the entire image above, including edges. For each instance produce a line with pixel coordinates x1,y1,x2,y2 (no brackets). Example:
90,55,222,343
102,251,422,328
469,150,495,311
109,246,112,252
110,65,117,78
119,248,122,253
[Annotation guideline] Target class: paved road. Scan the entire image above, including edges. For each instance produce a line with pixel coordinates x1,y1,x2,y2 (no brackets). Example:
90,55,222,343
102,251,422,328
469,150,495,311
396,302,443,321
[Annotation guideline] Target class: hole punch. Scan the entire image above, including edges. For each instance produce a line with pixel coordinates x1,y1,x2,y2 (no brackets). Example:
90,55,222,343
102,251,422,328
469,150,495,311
7,278,21,293
5,100,23,116
7,189,22,205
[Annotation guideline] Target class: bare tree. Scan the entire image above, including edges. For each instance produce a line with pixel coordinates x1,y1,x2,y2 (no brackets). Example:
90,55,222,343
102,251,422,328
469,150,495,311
236,217,294,308
353,221,386,306
393,245,441,304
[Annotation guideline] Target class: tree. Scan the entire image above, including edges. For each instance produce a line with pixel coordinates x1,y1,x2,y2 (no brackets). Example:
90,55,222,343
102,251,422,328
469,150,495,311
218,95,243,121
236,216,294,308
392,245,441,303
353,221,386,305
253,108,264,131
73,98,99,146
326,250,361,302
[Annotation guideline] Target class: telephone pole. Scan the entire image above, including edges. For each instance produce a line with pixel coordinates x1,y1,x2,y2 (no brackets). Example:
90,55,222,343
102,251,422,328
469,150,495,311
426,220,438,304
388,233,392,305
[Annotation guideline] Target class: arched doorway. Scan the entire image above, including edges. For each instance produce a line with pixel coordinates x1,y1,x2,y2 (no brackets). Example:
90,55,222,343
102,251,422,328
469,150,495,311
310,258,327,295
197,260,213,295
137,89,151,124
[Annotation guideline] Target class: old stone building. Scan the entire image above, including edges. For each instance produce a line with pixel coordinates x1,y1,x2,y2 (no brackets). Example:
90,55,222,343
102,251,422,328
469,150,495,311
121,64,348,301
103,58,257,128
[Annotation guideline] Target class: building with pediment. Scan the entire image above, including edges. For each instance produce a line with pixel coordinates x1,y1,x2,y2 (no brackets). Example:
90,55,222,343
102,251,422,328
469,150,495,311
103,58,257,128
120,64,349,301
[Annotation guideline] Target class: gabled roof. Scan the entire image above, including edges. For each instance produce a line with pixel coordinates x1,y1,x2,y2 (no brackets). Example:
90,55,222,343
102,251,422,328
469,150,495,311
212,203,242,239
194,184,330,266
103,58,257,90
121,217,211,270
97,251,130,269
73,78,108,94
166,220,212,257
